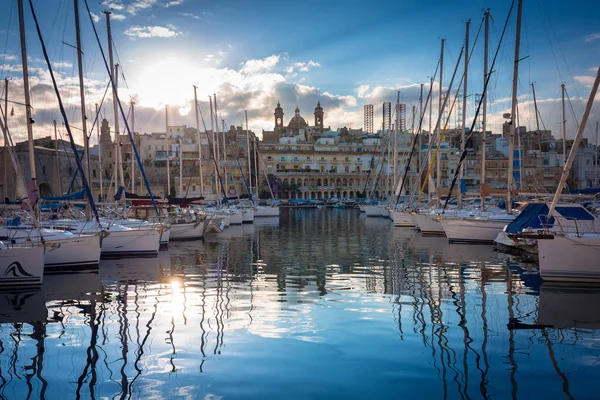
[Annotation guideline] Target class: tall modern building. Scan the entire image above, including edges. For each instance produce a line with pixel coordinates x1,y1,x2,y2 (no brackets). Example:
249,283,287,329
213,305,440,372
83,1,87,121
383,102,391,131
363,104,373,133
395,103,406,132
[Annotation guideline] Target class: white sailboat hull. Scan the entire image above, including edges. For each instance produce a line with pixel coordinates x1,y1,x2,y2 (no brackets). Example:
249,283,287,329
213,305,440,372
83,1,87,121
170,221,204,240
362,205,384,217
242,208,255,223
0,227,101,269
43,234,102,269
0,244,44,286
229,210,243,225
101,228,161,257
254,206,280,217
440,217,511,244
537,234,600,282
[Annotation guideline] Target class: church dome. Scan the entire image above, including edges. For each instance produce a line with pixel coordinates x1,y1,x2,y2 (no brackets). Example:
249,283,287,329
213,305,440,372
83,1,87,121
287,107,308,130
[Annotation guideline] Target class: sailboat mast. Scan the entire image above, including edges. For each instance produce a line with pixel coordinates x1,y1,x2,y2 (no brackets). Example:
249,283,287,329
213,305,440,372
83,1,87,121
507,0,523,214
193,86,204,196
481,9,490,208
561,83,567,165
428,76,433,201
165,105,170,197
209,96,215,198
131,100,135,194
213,94,221,201
53,120,62,195
548,67,600,219
74,0,91,218
418,83,423,177
437,38,445,206
458,20,470,209
594,121,598,187
104,11,122,195
96,103,103,201
253,136,259,199
179,137,183,196
222,119,227,197
17,0,36,186
3,78,7,201
245,110,252,199
393,91,399,195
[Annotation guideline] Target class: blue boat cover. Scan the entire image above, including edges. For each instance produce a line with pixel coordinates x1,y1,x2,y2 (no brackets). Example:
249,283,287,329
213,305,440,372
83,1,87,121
554,206,594,221
505,203,594,234
114,186,124,201
505,203,554,234
3,217,21,227
42,190,85,201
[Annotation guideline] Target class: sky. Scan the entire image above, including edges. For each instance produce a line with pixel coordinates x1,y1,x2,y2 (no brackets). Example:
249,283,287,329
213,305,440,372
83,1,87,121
1,0,600,147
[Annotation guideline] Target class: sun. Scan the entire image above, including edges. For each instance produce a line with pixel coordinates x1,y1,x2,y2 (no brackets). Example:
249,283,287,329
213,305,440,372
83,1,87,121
128,57,220,110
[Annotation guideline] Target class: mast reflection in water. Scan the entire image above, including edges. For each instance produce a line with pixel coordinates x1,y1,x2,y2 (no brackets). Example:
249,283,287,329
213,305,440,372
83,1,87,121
0,208,599,399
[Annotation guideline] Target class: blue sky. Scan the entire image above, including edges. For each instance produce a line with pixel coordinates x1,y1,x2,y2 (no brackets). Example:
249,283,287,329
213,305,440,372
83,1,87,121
1,0,599,145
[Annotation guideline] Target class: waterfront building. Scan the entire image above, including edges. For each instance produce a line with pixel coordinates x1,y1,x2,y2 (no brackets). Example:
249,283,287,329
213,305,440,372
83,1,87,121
1,136,100,201
259,102,415,200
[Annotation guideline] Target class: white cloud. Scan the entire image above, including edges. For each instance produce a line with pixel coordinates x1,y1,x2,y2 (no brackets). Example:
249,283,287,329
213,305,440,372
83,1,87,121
101,1,125,11
204,50,227,65
293,60,321,72
179,12,200,20
165,0,184,7
355,84,370,98
124,25,181,38
574,74,596,88
240,55,281,75
52,61,73,69
584,33,600,42
101,0,186,19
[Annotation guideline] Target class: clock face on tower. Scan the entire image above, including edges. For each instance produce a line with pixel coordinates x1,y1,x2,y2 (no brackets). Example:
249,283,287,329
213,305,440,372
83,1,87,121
317,117,321,124
277,117,282,126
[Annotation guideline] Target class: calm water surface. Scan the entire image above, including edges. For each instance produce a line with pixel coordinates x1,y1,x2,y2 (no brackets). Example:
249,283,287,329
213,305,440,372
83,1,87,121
1,208,599,399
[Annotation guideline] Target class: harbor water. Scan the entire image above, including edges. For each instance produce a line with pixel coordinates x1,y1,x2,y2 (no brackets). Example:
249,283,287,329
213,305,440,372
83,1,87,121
1,208,599,399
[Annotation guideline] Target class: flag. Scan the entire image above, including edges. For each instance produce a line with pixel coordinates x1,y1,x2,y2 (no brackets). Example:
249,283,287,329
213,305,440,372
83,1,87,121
10,107,14,117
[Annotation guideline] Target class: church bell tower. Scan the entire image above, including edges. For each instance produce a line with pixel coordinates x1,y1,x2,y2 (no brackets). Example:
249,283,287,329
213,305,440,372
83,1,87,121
274,102,284,134
314,101,324,131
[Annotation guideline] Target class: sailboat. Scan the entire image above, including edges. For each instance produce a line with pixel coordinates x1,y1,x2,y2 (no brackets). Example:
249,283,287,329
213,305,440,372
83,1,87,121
438,6,518,243
1,0,103,272
535,66,600,282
